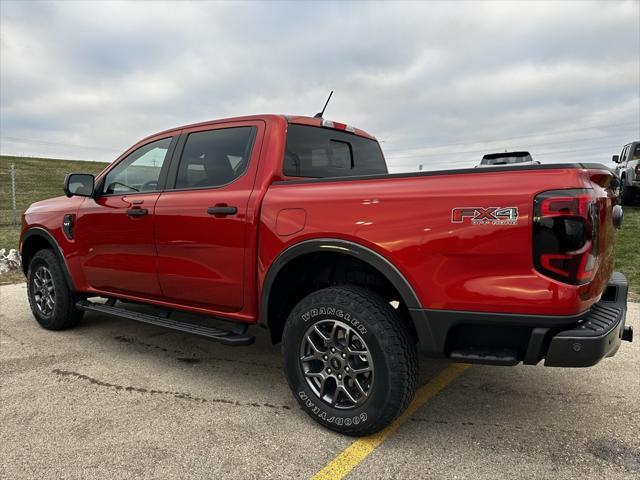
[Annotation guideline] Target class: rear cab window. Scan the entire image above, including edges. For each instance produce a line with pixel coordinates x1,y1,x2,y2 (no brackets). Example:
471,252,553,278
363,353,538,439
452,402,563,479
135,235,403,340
284,124,387,178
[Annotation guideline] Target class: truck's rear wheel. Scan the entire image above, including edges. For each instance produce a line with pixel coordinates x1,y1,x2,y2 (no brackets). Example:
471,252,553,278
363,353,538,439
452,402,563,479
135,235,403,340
282,285,417,436
27,249,83,330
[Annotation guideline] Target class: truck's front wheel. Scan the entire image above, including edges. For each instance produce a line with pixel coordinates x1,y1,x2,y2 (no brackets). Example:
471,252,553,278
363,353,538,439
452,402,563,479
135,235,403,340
27,249,83,330
282,285,417,436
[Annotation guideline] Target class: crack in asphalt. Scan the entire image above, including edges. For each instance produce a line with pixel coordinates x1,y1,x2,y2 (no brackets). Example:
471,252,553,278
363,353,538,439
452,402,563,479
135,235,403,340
0,328,28,347
52,368,291,411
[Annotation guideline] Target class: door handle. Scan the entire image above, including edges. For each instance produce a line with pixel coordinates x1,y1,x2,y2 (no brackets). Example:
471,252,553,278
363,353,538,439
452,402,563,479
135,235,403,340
207,205,237,216
126,207,148,217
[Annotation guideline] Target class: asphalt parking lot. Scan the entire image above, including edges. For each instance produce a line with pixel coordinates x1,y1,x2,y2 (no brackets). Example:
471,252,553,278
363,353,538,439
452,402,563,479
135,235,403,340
1,282,639,479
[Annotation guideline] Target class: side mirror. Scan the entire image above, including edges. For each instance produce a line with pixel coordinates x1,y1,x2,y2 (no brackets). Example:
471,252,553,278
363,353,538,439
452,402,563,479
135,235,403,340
612,155,620,163
64,173,95,197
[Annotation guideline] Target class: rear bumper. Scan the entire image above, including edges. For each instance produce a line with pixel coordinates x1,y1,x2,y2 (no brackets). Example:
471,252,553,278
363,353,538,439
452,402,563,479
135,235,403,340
409,272,632,367
544,272,630,367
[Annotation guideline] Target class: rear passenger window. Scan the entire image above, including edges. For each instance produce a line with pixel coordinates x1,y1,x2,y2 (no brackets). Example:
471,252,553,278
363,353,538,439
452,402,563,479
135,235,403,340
284,124,387,178
175,127,256,189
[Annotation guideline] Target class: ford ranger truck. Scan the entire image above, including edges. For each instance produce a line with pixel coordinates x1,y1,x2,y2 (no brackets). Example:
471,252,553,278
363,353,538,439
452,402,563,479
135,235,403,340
19,114,633,436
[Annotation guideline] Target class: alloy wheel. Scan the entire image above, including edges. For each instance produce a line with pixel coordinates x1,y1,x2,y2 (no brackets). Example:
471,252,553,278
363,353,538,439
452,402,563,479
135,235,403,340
32,265,55,317
299,319,374,409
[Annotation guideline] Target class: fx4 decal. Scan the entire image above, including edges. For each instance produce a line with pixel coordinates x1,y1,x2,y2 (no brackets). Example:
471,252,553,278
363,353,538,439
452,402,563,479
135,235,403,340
451,207,519,225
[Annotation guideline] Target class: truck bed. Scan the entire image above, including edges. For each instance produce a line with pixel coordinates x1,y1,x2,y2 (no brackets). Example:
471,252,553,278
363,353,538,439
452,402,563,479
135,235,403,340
260,162,616,316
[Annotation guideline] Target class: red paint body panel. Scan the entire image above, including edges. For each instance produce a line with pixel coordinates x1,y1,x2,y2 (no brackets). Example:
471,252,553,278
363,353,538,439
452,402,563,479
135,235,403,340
154,120,267,312
20,114,617,326
259,168,614,316
76,193,162,297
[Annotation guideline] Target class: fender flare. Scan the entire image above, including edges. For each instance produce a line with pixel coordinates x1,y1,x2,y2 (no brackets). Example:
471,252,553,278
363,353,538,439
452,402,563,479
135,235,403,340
21,227,76,291
259,238,421,326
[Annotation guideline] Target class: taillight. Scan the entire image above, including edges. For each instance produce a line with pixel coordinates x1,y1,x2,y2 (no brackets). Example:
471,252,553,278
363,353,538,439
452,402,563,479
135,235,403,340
321,119,355,133
533,189,599,285
635,164,640,175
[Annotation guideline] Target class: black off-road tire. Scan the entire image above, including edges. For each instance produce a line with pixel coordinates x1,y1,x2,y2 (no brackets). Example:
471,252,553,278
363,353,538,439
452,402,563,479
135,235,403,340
27,249,83,330
282,285,418,436
620,182,637,205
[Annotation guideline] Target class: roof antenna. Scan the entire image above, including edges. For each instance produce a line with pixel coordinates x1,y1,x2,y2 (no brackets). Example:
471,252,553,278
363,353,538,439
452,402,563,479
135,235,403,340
314,91,333,118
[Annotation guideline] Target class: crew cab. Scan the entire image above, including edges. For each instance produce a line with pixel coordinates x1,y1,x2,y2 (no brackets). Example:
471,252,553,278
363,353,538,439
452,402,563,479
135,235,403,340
613,141,640,204
20,114,632,435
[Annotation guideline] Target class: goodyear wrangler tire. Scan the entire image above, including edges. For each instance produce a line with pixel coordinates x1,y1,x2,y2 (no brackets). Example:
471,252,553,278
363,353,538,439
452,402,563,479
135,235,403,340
27,249,83,330
282,285,417,436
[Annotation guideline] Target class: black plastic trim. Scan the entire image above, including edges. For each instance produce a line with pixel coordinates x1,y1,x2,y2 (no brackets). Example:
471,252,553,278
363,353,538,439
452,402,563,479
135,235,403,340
408,307,585,357
207,206,237,216
409,271,630,368
62,214,75,240
21,227,76,290
272,162,613,186
544,274,629,367
260,238,421,326
76,300,255,346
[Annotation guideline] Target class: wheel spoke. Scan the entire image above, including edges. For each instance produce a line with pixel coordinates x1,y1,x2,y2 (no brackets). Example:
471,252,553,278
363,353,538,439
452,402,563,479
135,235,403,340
331,384,341,404
313,324,330,342
340,385,358,405
306,372,328,396
349,365,371,375
329,322,339,343
353,377,367,396
305,334,324,355
347,347,368,356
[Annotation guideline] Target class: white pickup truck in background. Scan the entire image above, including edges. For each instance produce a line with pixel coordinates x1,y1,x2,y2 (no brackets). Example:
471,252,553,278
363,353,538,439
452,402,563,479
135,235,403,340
476,151,540,168
613,141,640,205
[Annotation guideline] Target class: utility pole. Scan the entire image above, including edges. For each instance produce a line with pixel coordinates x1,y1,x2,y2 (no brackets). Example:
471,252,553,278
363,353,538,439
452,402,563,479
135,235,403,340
10,163,17,226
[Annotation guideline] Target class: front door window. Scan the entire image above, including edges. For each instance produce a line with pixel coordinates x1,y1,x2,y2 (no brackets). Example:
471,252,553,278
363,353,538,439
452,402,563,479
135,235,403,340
103,137,172,194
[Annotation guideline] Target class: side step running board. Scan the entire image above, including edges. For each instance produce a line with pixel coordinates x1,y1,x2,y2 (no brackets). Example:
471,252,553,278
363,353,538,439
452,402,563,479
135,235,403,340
449,347,519,366
76,300,255,346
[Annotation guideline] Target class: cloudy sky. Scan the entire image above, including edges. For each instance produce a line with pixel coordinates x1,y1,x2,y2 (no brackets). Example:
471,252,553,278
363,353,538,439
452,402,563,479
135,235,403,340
1,0,639,171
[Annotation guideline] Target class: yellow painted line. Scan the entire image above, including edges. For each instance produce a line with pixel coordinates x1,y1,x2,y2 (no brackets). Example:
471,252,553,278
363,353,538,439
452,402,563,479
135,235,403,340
311,363,470,480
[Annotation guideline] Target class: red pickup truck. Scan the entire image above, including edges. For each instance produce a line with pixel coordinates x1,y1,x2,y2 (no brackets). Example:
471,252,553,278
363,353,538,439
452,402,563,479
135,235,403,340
19,114,632,435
